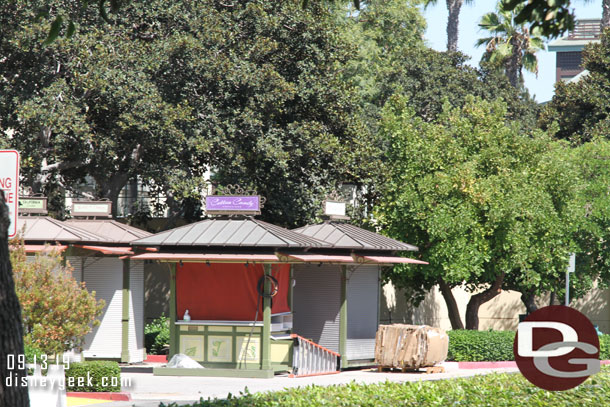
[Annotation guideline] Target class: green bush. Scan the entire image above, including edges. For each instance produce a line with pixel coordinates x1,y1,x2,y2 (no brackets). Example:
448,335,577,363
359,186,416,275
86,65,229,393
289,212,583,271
24,344,44,364
447,330,515,361
599,334,610,360
145,315,170,354
161,367,610,407
65,361,121,392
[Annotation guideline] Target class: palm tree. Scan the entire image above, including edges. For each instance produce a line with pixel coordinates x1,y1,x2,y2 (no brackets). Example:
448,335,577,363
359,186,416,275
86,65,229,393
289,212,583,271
477,3,544,88
424,0,474,52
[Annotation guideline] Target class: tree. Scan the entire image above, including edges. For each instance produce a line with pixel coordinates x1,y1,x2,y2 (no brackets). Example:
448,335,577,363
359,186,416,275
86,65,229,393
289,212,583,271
0,191,29,407
2,1,375,227
10,242,105,354
540,28,610,144
477,2,544,88
376,96,581,329
423,0,474,52
336,2,539,128
501,0,574,38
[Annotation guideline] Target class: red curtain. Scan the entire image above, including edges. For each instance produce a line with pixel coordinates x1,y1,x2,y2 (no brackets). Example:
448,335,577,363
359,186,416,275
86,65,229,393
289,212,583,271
176,262,290,321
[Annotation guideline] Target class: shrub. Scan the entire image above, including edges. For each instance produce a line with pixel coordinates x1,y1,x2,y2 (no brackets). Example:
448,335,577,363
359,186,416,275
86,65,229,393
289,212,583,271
447,330,515,361
65,361,121,392
24,344,44,364
10,239,105,354
145,315,170,354
599,334,610,360
161,367,610,407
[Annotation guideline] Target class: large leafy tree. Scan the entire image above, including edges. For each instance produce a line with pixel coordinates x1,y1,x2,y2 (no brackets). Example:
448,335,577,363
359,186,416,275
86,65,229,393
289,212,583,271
336,1,539,128
540,28,610,144
477,2,544,89
376,96,582,329
2,1,372,227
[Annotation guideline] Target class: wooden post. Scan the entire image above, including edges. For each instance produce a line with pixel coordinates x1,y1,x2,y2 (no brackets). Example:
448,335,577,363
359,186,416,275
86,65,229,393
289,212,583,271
121,258,131,363
169,263,177,358
261,264,271,371
287,265,293,311
340,265,348,369
0,190,29,406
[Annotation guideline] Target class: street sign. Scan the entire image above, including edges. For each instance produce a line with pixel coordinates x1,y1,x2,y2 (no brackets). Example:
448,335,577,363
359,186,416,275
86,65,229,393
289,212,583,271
0,150,20,238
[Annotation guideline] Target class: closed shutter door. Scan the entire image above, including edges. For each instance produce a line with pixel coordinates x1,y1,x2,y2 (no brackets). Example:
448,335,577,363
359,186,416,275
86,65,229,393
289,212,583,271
292,265,341,353
66,256,82,283
128,260,145,362
346,266,379,360
82,257,123,359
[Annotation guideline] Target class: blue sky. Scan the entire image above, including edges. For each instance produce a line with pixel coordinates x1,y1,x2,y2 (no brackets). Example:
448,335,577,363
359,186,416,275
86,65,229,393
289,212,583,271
422,1,603,103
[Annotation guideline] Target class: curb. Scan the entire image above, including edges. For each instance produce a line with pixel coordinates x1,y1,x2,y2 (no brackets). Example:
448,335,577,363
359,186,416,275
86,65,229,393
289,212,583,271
458,361,516,369
67,392,131,401
457,360,610,369
145,355,168,363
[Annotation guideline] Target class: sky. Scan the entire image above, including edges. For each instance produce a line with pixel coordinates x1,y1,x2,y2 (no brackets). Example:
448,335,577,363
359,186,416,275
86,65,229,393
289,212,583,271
422,1,603,103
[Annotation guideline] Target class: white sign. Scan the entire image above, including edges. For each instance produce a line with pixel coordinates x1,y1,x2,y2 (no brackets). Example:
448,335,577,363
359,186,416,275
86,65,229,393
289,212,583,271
0,150,20,238
568,253,576,273
324,201,346,217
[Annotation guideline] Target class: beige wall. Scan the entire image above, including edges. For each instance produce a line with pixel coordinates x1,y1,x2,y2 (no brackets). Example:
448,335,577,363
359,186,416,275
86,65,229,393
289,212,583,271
381,282,610,333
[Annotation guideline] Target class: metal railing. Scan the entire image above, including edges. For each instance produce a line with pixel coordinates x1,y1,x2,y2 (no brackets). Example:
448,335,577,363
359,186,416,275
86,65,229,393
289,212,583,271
567,19,602,40
290,334,341,377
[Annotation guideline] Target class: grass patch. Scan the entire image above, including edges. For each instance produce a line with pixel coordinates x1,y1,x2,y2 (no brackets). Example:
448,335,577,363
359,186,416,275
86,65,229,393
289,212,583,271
162,367,610,407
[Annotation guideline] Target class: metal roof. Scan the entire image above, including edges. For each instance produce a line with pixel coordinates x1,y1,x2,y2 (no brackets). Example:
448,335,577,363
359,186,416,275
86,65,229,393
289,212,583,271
292,221,418,252
15,217,108,243
131,218,330,248
64,219,150,244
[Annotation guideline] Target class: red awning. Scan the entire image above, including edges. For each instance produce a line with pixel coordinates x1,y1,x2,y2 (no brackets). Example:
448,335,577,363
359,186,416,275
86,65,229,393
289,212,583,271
354,255,428,265
277,253,355,263
76,245,134,255
19,245,68,254
128,253,280,263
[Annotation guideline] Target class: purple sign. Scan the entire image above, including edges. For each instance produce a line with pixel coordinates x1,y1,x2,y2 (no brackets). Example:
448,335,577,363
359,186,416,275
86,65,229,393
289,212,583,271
205,195,260,213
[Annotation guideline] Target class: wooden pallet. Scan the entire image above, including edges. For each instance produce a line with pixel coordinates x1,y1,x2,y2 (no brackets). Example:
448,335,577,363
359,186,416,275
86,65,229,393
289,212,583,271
377,365,445,374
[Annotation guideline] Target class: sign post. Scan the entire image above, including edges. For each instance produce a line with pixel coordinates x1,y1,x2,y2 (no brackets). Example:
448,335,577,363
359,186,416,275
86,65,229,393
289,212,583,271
565,253,575,306
0,150,20,238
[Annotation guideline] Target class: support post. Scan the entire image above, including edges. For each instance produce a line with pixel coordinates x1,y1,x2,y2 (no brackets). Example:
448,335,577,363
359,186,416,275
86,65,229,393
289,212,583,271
121,258,131,363
261,264,272,371
340,265,348,369
169,263,177,358
287,265,293,311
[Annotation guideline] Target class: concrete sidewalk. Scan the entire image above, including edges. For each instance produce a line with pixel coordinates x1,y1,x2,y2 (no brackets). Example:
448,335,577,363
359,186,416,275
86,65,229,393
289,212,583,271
72,365,519,407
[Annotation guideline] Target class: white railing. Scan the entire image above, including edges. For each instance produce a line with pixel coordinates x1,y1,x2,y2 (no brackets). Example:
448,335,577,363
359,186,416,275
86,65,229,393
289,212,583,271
290,334,340,377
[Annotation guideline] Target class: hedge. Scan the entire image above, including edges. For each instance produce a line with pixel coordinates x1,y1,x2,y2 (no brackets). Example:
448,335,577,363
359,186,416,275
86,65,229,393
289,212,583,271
65,361,121,392
162,367,610,407
447,330,515,361
447,330,610,362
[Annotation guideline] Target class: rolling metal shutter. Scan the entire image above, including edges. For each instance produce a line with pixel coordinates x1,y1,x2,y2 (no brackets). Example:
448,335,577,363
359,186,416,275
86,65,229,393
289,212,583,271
128,260,145,362
82,257,123,359
66,256,82,283
292,264,341,353
346,265,380,360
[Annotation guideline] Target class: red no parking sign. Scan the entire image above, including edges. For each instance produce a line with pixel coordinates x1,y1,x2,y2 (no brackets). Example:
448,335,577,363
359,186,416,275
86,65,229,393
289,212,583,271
0,150,20,238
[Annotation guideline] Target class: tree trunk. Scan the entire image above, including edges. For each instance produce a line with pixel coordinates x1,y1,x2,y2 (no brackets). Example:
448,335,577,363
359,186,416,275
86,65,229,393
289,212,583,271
465,272,505,330
520,289,538,314
95,173,130,218
446,0,464,52
603,0,610,28
506,37,521,88
0,191,29,407
438,277,464,329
